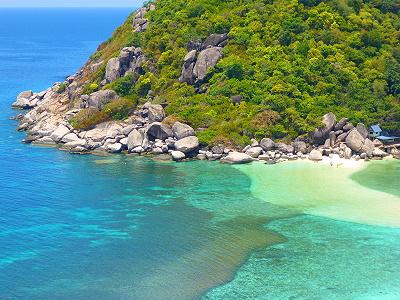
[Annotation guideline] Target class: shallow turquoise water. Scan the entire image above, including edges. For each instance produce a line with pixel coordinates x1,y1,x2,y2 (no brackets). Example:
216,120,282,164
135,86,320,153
1,8,400,300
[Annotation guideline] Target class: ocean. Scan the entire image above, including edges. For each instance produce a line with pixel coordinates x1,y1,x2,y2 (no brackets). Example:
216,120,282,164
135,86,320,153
0,8,400,300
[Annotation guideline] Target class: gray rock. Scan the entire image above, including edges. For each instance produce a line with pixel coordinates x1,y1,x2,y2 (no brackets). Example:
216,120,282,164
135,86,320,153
193,47,223,82
260,138,275,151
231,95,243,105
221,152,253,164
171,151,186,161
361,138,374,156
329,131,336,147
345,129,365,153
32,136,56,145
127,129,144,151
106,143,123,153
202,33,229,48
343,123,354,131
312,112,336,145
309,149,323,161
172,122,195,140
245,146,263,158
84,90,119,110
293,141,307,154
211,145,224,154
334,118,349,131
146,122,173,141
356,123,368,139
179,62,195,84
148,104,165,123
50,125,70,142
183,50,197,65
336,131,349,143
174,136,199,154
373,139,383,147
61,133,80,143
372,148,389,158
105,58,121,83
131,146,144,153
343,145,352,159
275,143,293,154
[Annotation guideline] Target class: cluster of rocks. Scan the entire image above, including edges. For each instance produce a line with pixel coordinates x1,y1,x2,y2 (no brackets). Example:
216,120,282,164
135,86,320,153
133,4,155,33
309,112,394,161
12,84,61,110
179,33,228,85
15,97,202,161
103,47,146,85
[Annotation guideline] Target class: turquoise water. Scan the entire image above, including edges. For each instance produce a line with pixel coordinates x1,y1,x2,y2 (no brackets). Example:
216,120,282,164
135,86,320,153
1,8,400,300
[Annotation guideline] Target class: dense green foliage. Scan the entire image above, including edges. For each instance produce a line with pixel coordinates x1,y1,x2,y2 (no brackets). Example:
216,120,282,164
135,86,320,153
89,0,400,146
71,98,136,130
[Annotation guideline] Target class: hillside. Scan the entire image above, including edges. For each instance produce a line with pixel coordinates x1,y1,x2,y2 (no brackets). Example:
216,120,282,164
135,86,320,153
77,0,400,147
14,0,400,149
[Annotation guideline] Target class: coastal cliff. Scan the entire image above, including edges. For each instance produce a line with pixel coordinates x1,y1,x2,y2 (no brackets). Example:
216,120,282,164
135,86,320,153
11,0,400,163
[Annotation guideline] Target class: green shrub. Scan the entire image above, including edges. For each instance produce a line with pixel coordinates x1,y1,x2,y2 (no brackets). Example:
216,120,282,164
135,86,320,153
103,98,136,120
57,83,66,93
70,109,109,130
105,75,134,96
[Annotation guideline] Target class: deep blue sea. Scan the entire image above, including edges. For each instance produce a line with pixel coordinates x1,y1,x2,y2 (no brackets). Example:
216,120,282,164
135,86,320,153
1,8,400,300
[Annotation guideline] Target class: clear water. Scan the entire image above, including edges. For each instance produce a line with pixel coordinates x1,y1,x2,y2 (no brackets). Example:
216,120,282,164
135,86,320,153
0,8,400,300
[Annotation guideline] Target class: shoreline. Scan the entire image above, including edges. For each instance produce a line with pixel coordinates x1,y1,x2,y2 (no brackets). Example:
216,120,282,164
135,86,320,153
234,159,400,228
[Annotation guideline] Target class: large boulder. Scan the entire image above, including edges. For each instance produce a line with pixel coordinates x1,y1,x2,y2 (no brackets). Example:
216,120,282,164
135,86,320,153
171,151,186,161
127,129,144,151
202,33,229,48
275,143,294,154
372,148,389,158
260,138,275,151
356,123,368,139
174,136,199,154
293,141,308,154
12,90,34,109
345,129,365,153
361,138,375,156
146,122,173,141
105,58,121,83
183,50,197,65
221,152,253,164
245,146,263,158
172,122,195,140
147,104,165,123
312,113,336,145
50,125,70,142
309,149,323,161
193,47,223,82
84,90,119,110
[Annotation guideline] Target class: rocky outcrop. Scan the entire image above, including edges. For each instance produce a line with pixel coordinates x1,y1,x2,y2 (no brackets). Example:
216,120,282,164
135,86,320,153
179,34,227,84
81,90,119,110
104,47,146,84
133,4,155,33
312,112,336,145
202,33,229,48
12,84,61,109
309,149,323,161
